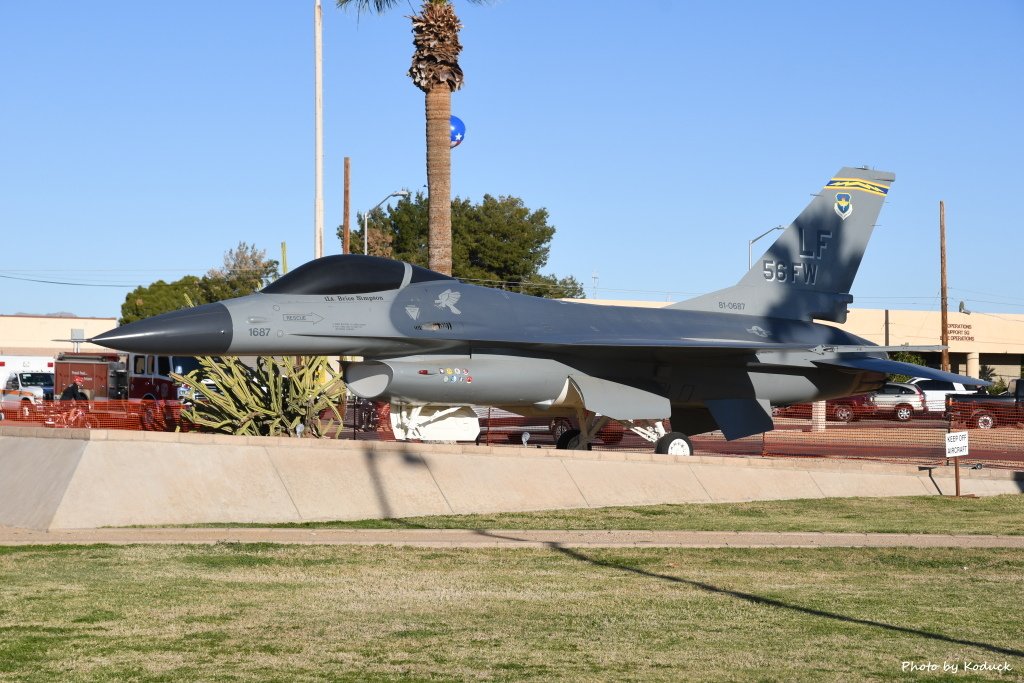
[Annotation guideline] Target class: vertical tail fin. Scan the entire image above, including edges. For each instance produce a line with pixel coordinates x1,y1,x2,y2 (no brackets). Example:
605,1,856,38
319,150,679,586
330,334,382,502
669,167,895,322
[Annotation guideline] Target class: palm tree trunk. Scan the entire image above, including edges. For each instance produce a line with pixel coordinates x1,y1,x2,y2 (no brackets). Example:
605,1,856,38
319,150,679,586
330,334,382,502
425,84,452,275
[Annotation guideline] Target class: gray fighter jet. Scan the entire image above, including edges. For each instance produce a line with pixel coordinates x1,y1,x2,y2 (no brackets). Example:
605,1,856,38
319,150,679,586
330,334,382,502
91,167,983,454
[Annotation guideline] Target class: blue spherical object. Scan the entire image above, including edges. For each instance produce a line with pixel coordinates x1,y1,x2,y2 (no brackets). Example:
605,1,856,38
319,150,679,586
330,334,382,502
450,116,466,149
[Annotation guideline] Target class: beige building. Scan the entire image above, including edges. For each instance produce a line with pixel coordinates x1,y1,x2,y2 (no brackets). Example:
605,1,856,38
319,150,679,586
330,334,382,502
0,315,118,357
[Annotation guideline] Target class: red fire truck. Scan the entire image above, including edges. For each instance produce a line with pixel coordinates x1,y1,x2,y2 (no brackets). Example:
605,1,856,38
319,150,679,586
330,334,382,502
52,352,201,429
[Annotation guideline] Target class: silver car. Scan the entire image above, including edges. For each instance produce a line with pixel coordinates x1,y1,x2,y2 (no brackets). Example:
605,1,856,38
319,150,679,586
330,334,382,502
868,382,927,421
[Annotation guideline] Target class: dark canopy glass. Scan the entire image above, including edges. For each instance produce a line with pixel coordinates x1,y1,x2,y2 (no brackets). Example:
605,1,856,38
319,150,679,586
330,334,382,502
261,255,452,296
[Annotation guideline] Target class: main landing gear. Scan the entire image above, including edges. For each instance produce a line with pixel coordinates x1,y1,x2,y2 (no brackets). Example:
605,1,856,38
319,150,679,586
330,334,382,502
553,410,694,456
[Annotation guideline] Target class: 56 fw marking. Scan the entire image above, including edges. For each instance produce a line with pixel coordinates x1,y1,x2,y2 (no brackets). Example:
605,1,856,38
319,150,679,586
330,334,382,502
763,260,819,285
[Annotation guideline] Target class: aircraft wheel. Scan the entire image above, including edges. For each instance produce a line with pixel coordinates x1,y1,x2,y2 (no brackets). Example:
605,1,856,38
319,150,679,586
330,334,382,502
550,418,572,441
894,404,914,422
555,429,590,450
974,412,995,429
655,432,693,456
832,404,854,423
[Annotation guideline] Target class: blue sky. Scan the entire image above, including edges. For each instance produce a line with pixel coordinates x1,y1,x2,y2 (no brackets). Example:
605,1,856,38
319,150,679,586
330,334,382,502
2,1,1022,319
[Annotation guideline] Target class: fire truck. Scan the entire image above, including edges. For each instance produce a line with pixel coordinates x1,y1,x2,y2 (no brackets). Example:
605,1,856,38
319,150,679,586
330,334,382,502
55,352,200,400
52,352,201,429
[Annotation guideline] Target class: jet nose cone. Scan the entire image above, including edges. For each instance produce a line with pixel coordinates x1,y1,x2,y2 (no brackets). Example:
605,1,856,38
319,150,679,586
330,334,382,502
91,302,234,355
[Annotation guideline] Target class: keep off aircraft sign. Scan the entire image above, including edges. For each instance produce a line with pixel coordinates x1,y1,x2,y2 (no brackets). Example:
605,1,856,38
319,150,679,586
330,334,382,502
945,431,970,458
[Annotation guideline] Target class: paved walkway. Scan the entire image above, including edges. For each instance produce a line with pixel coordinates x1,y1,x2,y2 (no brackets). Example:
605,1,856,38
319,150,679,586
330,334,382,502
1,526,1022,548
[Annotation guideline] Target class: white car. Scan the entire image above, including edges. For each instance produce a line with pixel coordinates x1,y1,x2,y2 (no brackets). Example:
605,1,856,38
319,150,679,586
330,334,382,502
906,378,981,414
868,382,927,421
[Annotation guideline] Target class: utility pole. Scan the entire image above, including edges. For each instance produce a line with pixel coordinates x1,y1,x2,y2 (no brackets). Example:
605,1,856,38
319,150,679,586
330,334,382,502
343,157,351,253
313,0,324,259
940,200,950,372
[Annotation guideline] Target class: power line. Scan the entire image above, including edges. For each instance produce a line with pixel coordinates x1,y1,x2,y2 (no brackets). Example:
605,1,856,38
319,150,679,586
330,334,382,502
0,273,136,288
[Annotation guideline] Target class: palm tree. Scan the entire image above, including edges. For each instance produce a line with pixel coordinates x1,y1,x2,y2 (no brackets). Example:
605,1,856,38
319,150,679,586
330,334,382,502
337,0,484,275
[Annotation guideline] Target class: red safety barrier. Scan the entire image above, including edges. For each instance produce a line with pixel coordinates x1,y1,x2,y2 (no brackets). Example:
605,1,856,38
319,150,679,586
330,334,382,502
0,399,185,432
4,399,1021,471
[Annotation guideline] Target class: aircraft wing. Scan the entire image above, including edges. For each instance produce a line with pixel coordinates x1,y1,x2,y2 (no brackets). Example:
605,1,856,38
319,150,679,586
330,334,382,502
813,356,991,386
292,331,818,352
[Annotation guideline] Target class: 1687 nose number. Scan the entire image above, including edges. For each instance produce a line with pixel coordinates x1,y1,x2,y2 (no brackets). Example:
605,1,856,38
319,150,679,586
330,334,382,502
249,327,271,337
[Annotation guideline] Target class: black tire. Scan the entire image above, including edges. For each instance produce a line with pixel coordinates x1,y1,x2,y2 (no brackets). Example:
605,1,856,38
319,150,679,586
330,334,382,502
140,398,159,431
975,412,995,429
655,432,693,456
894,404,914,422
550,418,572,441
832,404,854,423
555,428,589,450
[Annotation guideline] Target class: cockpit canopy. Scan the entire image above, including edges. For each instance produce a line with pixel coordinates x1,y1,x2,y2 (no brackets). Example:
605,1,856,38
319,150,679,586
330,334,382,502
261,254,453,296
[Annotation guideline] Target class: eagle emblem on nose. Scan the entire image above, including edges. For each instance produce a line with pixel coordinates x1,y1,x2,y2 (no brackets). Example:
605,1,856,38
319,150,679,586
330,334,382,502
434,289,462,315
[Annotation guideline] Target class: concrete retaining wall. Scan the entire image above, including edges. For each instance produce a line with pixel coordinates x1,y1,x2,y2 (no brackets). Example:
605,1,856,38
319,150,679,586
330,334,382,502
1,427,1021,530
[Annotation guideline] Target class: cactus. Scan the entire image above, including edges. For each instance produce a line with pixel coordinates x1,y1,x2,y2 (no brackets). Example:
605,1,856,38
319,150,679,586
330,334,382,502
171,356,346,437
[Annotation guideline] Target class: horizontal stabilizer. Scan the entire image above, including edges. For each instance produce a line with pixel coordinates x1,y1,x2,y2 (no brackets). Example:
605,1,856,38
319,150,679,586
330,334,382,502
814,357,990,386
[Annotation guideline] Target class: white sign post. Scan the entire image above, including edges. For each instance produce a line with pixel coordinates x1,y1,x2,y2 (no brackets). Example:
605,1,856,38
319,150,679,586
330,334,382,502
945,431,969,458
945,431,970,497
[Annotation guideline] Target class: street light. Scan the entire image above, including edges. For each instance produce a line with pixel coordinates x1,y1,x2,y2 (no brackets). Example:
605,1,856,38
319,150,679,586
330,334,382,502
748,225,786,268
364,189,410,256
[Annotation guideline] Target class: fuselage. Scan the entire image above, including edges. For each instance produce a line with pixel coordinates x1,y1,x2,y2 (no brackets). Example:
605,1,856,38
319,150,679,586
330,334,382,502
91,256,886,417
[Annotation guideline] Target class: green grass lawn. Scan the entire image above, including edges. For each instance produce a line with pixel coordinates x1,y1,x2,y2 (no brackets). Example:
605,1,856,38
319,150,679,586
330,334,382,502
1,544,1022,682
5,496,1023,681
188,494,1024,536
2,540,1024,679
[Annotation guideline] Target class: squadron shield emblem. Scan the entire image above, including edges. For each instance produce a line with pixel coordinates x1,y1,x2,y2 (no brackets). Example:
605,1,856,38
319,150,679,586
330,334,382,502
834,193,853,220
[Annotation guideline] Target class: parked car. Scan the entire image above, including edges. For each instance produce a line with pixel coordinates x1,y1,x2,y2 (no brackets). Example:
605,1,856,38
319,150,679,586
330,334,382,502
772,394,873,422
947,379,1024,429
906,378,981,414
867,381,927,421
773,382,926,423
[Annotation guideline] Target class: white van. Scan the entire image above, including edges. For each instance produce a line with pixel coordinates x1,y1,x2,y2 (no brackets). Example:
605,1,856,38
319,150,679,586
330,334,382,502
0,356,56,413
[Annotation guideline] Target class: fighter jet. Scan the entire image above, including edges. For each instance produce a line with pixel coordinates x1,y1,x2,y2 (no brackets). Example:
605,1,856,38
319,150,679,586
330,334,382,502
91,167,984,454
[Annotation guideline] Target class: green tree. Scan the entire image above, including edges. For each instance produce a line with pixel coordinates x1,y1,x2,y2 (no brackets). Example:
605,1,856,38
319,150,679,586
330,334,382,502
336,0,487,276
120,276,205,325
342,192,584,298
119,242,279,324
888,350,927,383
203,241,280,302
